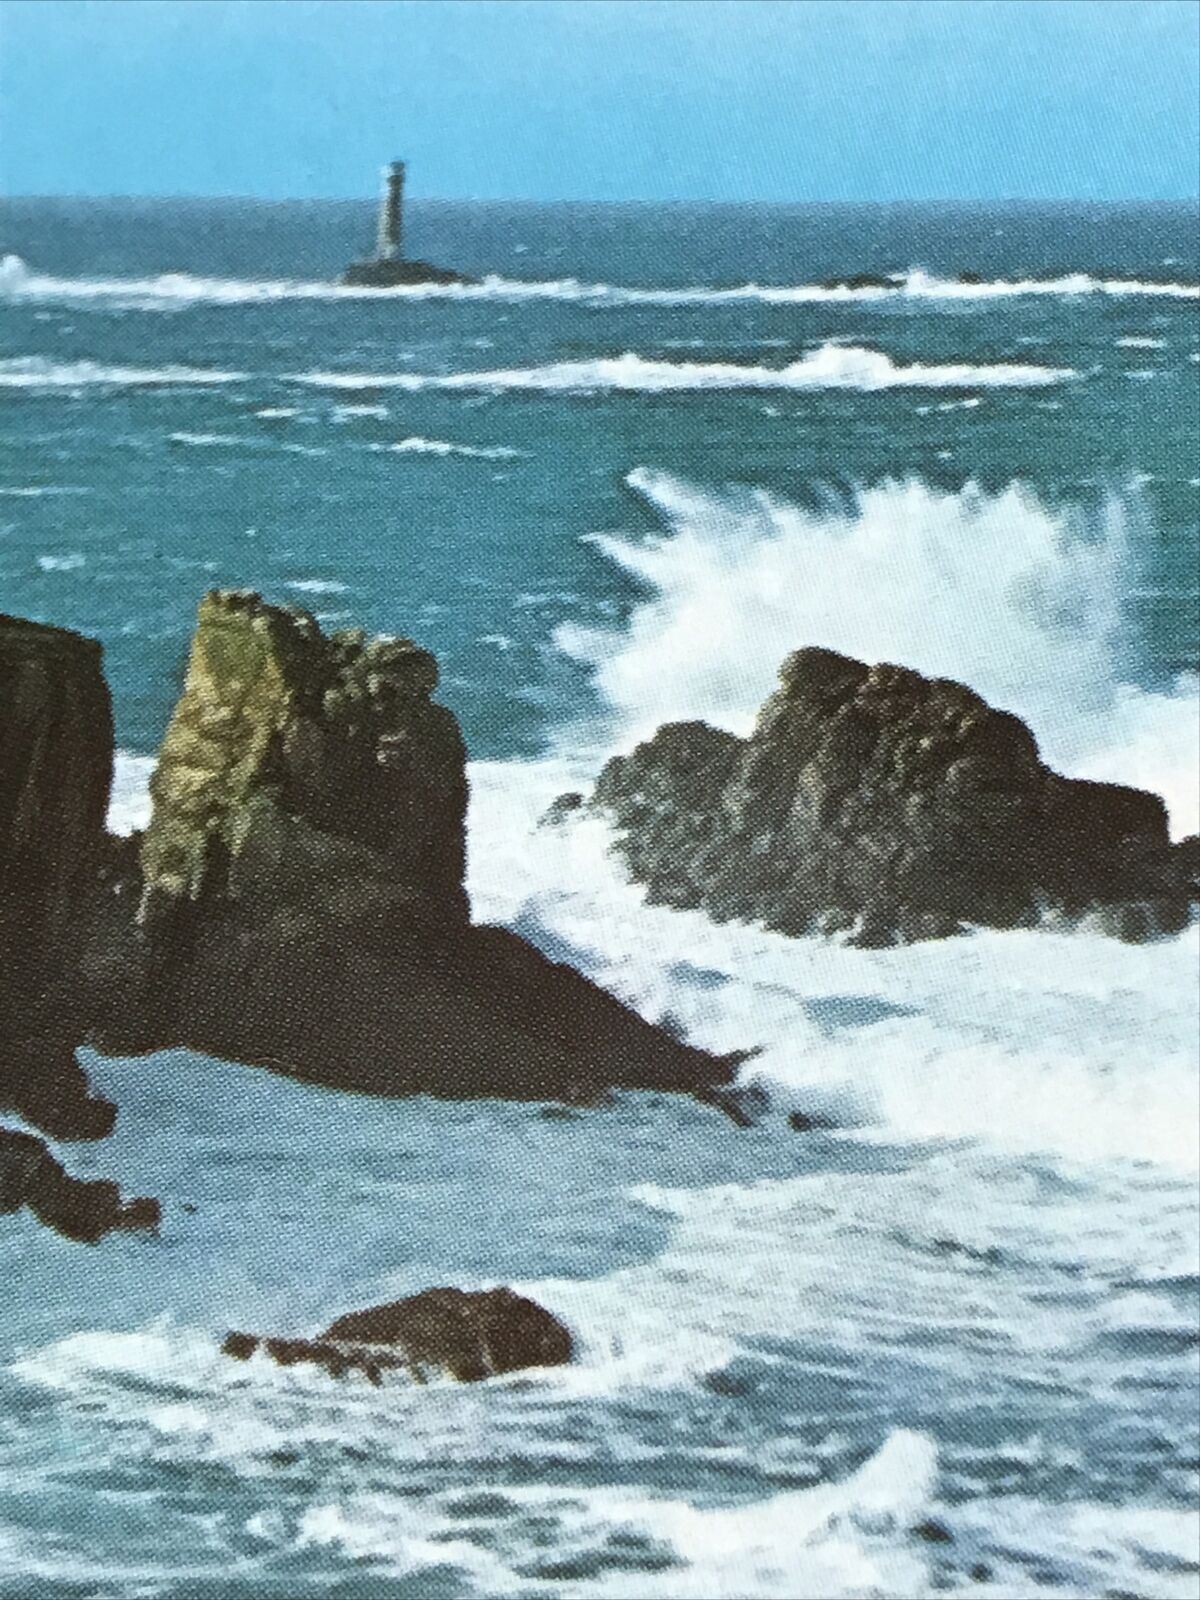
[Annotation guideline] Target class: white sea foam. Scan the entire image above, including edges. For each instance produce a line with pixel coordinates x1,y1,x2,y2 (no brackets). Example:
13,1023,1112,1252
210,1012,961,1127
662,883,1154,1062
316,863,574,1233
385,435,525,459
285,578,350,595
566,1429,939,1598
288,345,1073,395
468,754,1200,1173
0,355,244,389
109,753,156,834
167,431,245,448
2,253,1196,308
331,403,387,419
0,485,89,497
36,552,86,572
1117,336,1168,349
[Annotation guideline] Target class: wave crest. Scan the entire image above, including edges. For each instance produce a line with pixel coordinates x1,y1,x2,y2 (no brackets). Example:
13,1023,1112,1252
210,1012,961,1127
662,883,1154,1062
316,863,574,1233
288,345,1073,395
0,355,244,389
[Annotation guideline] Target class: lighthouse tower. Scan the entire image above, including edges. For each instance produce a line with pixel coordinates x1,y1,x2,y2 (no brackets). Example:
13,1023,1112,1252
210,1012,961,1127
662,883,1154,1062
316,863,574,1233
341,160,469,287
376,162,405,261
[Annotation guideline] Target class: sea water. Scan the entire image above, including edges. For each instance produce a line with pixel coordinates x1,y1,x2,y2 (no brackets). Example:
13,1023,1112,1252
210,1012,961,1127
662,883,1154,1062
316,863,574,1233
0,198,1197,1598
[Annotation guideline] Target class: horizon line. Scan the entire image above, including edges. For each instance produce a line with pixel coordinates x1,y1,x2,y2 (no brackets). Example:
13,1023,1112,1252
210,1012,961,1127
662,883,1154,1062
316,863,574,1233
3,191,1199,208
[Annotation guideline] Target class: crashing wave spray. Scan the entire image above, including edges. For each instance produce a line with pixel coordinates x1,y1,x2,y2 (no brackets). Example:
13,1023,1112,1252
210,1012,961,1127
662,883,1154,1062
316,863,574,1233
466,473,1200,1171
556,471,1199,834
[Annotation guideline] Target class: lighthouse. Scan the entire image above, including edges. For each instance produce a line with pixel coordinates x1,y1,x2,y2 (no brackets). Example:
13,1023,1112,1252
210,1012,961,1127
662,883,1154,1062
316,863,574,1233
376,162,405,261
341,160,470,287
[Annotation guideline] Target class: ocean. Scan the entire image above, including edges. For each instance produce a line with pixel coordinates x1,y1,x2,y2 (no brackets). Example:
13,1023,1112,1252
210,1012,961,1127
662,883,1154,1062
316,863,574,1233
0,197,1197,1599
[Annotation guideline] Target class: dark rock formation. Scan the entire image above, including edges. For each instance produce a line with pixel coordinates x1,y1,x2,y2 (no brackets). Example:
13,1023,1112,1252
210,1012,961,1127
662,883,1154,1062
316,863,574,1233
74,591,730,1101
223,1286,572,1385
342,258,472,288
820,272,899,291
584,646,1197,946
0,1125,159,1242
0,616,117,1136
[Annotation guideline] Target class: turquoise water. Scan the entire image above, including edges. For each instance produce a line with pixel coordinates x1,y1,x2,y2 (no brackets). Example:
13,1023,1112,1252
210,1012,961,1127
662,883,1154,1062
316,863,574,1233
0,200,1197,1598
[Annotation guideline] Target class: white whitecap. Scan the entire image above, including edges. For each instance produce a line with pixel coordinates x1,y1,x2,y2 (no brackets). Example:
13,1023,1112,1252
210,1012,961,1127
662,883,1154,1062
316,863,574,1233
288,345,1073,396
387,435,525,459
285,579,350,595
0,355,244,389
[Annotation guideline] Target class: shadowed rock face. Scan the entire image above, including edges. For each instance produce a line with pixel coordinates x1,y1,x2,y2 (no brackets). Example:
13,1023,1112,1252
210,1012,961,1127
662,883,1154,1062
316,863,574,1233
0,1126,159,1243
587,646,1197,947
0,616,117,1136
223,1286,573,1384
79,591,731,1102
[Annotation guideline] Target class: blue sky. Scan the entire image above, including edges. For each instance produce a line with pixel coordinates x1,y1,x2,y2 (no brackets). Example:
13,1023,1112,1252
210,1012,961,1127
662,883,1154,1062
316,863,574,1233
1,0,1197,200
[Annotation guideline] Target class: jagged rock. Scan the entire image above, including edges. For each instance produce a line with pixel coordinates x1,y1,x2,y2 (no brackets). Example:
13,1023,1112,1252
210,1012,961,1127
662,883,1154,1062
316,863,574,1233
0,1035,116,1141
80,592,732,1101
222,1286,572,1384
140,589,468,923
788,1109,839,1133
0,616,116,1136
0,1125,159,1242
587,646,1196,946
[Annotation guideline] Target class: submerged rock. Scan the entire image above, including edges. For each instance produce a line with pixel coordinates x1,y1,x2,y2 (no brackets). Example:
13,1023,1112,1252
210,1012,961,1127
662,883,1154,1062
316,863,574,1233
223,1286,573,1384
587,646,1196,946
0,1126,159,1243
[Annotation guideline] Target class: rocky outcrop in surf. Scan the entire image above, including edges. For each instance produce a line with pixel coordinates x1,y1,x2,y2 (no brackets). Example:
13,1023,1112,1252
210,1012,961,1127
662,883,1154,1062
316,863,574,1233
580,646,1198,947
222,1286,572,1384
0,615,118,1137
0,592,730,1139
0,1126,159,1242
89,590,728,1098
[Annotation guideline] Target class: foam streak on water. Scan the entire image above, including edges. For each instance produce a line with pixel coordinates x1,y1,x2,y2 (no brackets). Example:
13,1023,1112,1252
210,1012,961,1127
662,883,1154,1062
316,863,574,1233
2,253,1198,308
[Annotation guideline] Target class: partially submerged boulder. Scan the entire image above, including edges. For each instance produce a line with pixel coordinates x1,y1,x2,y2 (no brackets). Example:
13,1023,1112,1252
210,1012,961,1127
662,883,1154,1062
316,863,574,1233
585,646,1197,946
0,1125,159,1243
223,1286,573,1385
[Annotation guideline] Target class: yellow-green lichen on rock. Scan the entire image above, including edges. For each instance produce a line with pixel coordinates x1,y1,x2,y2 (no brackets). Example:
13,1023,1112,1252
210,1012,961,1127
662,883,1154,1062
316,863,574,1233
140,592,315,909
139,589,468,923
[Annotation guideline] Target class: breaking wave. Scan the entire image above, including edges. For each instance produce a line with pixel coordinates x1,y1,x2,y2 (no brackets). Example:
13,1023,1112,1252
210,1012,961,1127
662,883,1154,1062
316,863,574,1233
288,345,1073,395
0,355,244,389
383,435,526,459
464,472,1200,1172
2,253,1196,308
558,470,1199,833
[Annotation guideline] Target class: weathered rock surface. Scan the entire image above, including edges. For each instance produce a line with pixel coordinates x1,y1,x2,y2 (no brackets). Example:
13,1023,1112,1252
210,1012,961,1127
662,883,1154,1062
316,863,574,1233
0,616,117,1135
584,646,1197,946
60,591,730,1102
139,590,468,925
223,1286,572,1384
0,1126,159,1242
